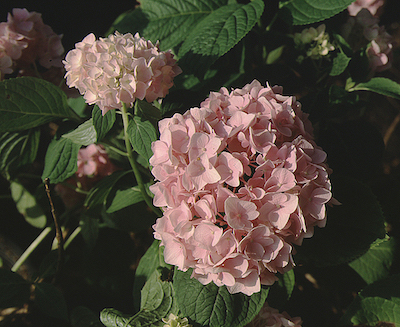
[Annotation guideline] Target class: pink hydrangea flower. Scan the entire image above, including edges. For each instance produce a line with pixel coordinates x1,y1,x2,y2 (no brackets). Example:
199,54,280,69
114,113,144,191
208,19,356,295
348,0,385,17
63,32,182,115
0,8,64,78
246,302,302,327
55,144,118,208
150,80,332,295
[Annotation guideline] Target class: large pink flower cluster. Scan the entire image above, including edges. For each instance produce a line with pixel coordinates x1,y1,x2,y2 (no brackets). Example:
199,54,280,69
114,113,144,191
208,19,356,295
63,32,182,115
150,80,332,295
246,302,302,327
0,8,64,79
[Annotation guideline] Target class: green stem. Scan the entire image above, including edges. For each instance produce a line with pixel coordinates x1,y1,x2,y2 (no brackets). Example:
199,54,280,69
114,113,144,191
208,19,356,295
64,226,82,249
120,103,162,217
11,226,53,272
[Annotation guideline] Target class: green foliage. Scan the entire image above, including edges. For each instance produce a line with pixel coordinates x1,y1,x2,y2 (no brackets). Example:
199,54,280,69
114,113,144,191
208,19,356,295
0,129,40,179
349,77,400,100
10,181,47,228
92,105,116,141
0,269,31,308
80,214,100,251
330,52,351,76
127,117,158,162
295,176,386,266
100,269,177,327
41,137,81,184
70,306,104,327
105,185,145,213
34,282,69,321
279,0,355,25
173,268,269,327
339,274,400,326
0,77,78,132
62,119,97,146
349,236,396,285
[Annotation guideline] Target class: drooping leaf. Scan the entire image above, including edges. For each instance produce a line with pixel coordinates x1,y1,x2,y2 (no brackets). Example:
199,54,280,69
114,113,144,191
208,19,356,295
133,240,171,311
178,0,264,76
127,117,157,162
0,268,31,308
279,0,355,25
34,282,69,321
105,185,144,213
295,175,386,266
92,105,116,141
62,119,97,146
339,274,400,326
109,0,228,50
100,269,177,327
349,77,400,100
173,268,269,327
70,306,104,327
349,236,396,285
0,129,40,179
0,77,78,132
41,137,81,184
330,52,351,76
10,181,47,228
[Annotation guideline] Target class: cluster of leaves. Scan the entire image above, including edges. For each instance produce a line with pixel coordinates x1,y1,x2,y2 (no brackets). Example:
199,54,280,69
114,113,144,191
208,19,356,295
1,0,400,326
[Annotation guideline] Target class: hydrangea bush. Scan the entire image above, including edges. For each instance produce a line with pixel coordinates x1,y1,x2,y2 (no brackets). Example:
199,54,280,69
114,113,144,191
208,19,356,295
0,1,399,327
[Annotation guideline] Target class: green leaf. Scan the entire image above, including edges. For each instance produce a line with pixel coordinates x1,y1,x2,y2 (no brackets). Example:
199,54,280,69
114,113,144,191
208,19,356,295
105,185,144,213
0,129,40,179
349,77,400,100
127,117,157,162
100,269,177,327
0,77,78,132
339,274,400,326
70,306,104,327
79,214,100,250
62,119,97,146
109,0,228,50
295,175,386,266
134,100,161,127
67,96,88,118
173,268,269,327
349,236,396,285
10,181,47,228
282,270,295,299
266,46,285,65
179,0,264,75
41,137,81,184
133,240,170,311
84,171,131,209
279,0,354,25
92,105,116,141
330,52,351,76
0,268,31,308
34,282,69,321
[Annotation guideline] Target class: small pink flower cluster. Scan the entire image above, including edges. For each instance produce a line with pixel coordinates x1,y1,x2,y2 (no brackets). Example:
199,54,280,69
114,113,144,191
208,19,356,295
348,0,385,17
0,8,64,79
63,32,182,115
150,80,332,295
55,144,118,208
246,302,302,327
343,8,393,72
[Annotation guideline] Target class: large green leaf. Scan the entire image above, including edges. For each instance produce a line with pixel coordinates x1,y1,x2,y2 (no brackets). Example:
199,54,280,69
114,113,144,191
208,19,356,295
0,129,40,179
10,181,47,228
105,185,145,213
127,117,158,162
109,0,228,50
178,0,264,75
100,269,177,327
349,236,396,285
349,77,400,100
0,268,31,308
295,175,386,266
133,240,170,311
34,282,69,321
41,137,81,184
62,119,97,146
339,274,400,326
0,77,78,132
279,0,354,25
92,105,116,142
173,268,269,327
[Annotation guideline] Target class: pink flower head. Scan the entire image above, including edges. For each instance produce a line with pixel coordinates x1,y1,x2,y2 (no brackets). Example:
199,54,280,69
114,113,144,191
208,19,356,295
0,8,64,78
246,302,302,327
63,32,182,115
150,80,332,295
